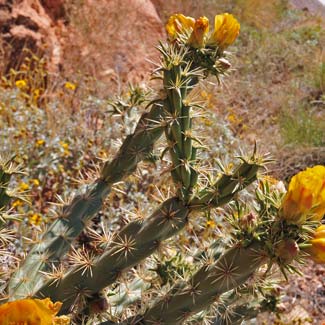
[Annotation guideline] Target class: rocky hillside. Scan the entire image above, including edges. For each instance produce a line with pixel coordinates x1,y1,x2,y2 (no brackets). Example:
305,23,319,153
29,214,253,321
0,0,324,92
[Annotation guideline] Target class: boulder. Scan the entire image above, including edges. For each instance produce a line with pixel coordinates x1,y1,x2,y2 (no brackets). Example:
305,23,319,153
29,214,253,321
0,0,164,92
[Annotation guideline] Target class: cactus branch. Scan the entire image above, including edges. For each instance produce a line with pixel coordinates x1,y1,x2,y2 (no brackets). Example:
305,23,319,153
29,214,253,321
8,100,165,300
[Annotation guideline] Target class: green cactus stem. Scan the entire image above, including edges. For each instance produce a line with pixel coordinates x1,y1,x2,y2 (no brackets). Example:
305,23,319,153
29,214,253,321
141,240,266,324
159,44,203,202
36,197,189,314
8,100,165,300
34,157,261,315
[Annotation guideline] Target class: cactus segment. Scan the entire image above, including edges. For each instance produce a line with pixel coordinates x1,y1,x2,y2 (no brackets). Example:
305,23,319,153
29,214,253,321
35,198,190,314
8,101,165,300
142,241,265,323
189,159,261,210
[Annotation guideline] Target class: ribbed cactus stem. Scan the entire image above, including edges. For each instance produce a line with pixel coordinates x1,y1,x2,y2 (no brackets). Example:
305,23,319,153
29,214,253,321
162,55,199,202
35,197,190,314
213,300,259,325
141,241,265,324
8,101,165,300
189,159,261,210
35,158,261,315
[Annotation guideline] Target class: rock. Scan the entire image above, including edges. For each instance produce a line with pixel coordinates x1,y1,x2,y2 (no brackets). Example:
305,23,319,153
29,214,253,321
61,0,164,92
0,0,164,93
289,0,325,17
0,0,65,74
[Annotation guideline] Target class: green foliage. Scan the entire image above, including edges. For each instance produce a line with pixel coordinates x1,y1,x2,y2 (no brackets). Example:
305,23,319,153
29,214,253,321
280,106,325,147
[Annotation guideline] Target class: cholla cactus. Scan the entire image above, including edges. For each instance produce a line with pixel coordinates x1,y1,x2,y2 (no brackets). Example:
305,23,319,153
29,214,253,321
2,12,325,325
0,156,26,288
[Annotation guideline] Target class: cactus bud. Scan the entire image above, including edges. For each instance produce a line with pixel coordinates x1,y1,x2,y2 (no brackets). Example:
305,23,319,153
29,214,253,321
239,212,257,229
215,57,231,70
275,239,299,263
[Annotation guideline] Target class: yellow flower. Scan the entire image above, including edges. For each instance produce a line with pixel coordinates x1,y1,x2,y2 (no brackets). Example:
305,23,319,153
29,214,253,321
188,16,209,48
30,178,40,186
206,219,216,228
36,139,45,147
30,213,42,226
0,298,70,325
307,225,325,263
166,14,195,40
64,81,76,91
208,13,240,49
12,199,23,208
281,165,325,224
59,141,69,150
19,182,29,191
15,79,27,89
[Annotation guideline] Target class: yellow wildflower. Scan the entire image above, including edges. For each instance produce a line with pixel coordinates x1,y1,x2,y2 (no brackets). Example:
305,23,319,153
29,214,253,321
281,165,325,224
307,225,325,264
206,219,216,228
59,141,69,150
64,81,76,91
58,164,65,173
166,14,195,40
36,139,45,147
30,178,40,186
15,79,27,89
30,213,42,226
0,298,70,325
208,13,240,49
33,88,41,101
12,199,23,208
188,16,209,48
19,182,29,191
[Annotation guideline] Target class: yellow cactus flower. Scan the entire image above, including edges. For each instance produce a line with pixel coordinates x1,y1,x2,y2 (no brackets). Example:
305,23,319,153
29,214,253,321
15,79,27,89
209,13,240,49
307,225,325,263
188,16,209,48
0,298,70,325
281,165,325,224
166,14,195,40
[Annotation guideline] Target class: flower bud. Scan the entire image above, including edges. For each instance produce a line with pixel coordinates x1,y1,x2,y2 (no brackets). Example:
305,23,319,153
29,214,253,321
275,239,299,263
239,212,257,229
215,57,231,70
